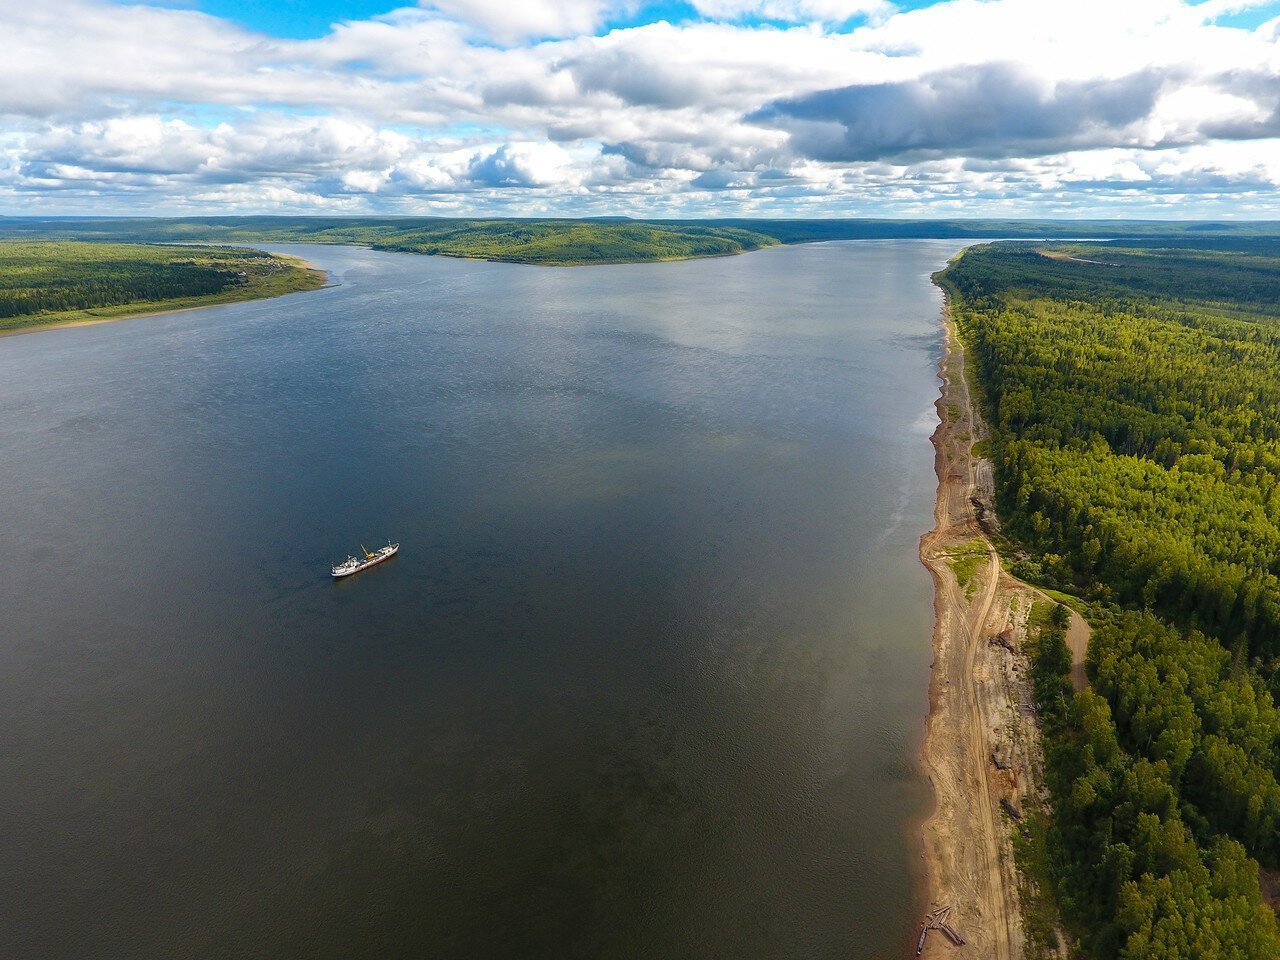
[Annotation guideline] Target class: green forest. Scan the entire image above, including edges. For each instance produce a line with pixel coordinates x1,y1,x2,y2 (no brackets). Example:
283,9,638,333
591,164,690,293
940,239,1280,958
0,218,780,265
0,241,324,332
367,220,778,263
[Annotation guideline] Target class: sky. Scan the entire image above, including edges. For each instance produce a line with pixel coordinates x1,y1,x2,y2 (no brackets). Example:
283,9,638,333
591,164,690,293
4,0,1280,218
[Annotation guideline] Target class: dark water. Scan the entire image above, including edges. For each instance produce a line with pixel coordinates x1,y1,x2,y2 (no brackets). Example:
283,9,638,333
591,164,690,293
0,240,962,960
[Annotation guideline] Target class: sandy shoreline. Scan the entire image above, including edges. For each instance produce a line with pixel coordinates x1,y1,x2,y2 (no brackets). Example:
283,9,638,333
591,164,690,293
914,295,1028,959
912,278,1094,959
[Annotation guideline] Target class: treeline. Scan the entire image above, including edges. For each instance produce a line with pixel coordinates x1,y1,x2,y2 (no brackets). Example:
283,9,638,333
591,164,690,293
941,240,1280,958
0,241,315,325
6,216,1280,253
944,242,1280,315
367,221,776,264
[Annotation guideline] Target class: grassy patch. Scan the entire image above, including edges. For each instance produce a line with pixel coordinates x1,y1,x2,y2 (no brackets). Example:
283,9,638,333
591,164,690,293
1012,804,1069,960
1041,588,1085,611
1028,599,1057,629
947,538,989,600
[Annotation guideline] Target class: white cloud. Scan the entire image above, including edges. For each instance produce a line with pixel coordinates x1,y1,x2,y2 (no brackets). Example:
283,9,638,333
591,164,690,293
20,116,414,183
688,0,892,21
754,62,1177,162
465,142,580,186
424,0,624,43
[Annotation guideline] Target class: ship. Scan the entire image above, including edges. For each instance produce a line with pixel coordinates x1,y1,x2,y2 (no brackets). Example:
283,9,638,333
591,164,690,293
331,541,399,578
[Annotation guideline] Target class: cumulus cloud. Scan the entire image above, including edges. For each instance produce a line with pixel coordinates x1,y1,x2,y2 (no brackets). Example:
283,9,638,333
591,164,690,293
19,117,413,186
688,0,892,21
465,142,579,186
425,0,624,43
7,111,614,209
1197,71,1280,140
754,62,1176,161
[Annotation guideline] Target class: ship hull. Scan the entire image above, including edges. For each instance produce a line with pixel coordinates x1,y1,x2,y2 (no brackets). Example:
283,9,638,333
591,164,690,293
331,544,399,578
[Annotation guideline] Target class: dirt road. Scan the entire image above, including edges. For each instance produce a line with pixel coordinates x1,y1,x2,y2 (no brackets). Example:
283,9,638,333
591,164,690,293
1065,614,1091,692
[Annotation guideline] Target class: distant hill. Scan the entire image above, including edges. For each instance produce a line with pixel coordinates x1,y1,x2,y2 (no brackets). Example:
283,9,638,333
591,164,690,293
0,217,778,265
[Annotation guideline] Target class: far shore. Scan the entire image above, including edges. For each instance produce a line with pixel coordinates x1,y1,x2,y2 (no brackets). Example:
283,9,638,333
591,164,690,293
0,240,792,339
408,242,780,267
0,240,804,340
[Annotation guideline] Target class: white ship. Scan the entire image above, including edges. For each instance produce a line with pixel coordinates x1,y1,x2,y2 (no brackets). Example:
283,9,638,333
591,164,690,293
331,541,399,578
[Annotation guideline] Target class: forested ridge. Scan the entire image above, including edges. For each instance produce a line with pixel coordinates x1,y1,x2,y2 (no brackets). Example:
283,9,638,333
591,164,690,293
0,241,323,332
940,240,1280,959
5,216,1280,265
0,220,780,265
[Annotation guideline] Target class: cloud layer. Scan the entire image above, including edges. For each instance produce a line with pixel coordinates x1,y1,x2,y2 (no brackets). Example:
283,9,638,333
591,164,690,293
3,0,1280,216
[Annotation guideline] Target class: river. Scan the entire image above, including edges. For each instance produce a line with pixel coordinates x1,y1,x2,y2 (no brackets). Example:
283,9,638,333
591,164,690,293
0,239,963,959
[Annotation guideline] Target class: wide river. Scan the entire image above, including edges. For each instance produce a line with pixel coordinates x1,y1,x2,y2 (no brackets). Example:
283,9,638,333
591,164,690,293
1,240,963,960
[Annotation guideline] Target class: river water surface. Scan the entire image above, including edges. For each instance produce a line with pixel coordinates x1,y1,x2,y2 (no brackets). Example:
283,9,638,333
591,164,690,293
1,240,962,959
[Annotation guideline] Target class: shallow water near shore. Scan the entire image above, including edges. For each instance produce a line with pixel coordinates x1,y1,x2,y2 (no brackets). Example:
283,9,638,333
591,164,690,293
0,239,963,959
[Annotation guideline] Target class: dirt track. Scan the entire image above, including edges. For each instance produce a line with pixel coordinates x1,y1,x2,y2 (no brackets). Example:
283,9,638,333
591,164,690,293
915,303,1076,960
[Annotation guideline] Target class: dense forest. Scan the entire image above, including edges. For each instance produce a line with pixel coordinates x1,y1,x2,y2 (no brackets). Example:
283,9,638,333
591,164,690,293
367,220,777,263
1032,609,1280,959
0,241,323,332
4,216,1280,265
941,239,1280,959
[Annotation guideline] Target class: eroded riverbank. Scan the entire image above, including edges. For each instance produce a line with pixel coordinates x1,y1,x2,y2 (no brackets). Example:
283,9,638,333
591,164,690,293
917,300,1024,959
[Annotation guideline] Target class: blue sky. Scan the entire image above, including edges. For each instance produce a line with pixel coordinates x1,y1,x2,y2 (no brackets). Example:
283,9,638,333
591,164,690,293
181,0,949,39
5,0,1280,217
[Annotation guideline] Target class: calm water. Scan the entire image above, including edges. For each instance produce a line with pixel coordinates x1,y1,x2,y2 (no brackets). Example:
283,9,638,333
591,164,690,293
0,240,962,960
